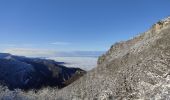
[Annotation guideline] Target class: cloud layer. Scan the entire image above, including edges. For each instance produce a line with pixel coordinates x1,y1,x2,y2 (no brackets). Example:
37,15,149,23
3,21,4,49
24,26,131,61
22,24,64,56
3,48,57,57
3,48,104,58
50,42,70,45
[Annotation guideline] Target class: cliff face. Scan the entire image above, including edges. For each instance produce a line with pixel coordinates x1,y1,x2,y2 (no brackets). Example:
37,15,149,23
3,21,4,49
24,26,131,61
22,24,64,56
56,17,170,100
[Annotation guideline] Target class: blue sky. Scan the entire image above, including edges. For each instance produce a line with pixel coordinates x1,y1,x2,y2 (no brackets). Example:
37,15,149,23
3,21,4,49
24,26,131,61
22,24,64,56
0,0,170,56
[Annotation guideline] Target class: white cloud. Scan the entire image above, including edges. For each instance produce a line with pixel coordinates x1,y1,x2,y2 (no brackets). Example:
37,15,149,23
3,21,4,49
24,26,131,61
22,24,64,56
50,42,70,45
0,43,36,48
2,48,104,58
49,57,98,71
3,48,57,57
0,44,17,47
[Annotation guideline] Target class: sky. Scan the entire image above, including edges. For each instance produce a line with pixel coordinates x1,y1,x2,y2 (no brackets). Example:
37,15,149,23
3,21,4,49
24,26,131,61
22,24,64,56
0,0,170,56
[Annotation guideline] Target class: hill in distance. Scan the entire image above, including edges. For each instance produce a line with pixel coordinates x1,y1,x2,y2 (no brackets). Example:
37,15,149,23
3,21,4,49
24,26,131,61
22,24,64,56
0,53,86,90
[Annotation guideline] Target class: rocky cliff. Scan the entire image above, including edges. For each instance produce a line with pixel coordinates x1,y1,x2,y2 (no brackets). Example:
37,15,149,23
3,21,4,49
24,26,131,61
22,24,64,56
56,16,170,100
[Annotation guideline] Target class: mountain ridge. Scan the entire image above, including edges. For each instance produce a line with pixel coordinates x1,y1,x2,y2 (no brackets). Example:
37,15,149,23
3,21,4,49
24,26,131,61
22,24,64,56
55,16,170,100
0,53,86,90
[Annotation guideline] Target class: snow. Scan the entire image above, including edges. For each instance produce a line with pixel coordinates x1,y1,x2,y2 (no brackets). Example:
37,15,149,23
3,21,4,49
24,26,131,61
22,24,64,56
161,16,170,22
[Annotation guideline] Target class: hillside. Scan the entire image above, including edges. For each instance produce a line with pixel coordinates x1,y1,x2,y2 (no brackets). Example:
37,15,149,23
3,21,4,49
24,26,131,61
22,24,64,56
55,16,170,100
0,53,86,90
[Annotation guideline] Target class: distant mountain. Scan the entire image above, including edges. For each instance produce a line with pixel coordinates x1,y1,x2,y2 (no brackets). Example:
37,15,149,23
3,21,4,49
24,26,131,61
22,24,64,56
0,53,86,90
55,17,170,99
54,51,105,57
3,50,105,58
0,53,11,58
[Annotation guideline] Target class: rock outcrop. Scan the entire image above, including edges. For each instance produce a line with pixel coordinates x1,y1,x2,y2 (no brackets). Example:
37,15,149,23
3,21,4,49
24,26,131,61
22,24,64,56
55,16,170,100
0,53,86,90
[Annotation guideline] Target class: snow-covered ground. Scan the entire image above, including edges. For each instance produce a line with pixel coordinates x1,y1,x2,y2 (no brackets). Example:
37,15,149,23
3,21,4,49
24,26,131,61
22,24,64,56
48,57,98,71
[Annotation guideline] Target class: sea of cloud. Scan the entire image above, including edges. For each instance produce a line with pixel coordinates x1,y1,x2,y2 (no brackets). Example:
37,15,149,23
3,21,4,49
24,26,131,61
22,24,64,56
48,57,98,71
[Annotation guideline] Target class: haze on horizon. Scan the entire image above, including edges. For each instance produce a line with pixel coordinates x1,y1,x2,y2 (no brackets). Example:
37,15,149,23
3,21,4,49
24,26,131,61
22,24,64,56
0,0,170,57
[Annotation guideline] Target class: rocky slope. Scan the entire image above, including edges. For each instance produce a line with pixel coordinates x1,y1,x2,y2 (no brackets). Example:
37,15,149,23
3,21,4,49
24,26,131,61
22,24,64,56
0,53,86,90
55,16,170,100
